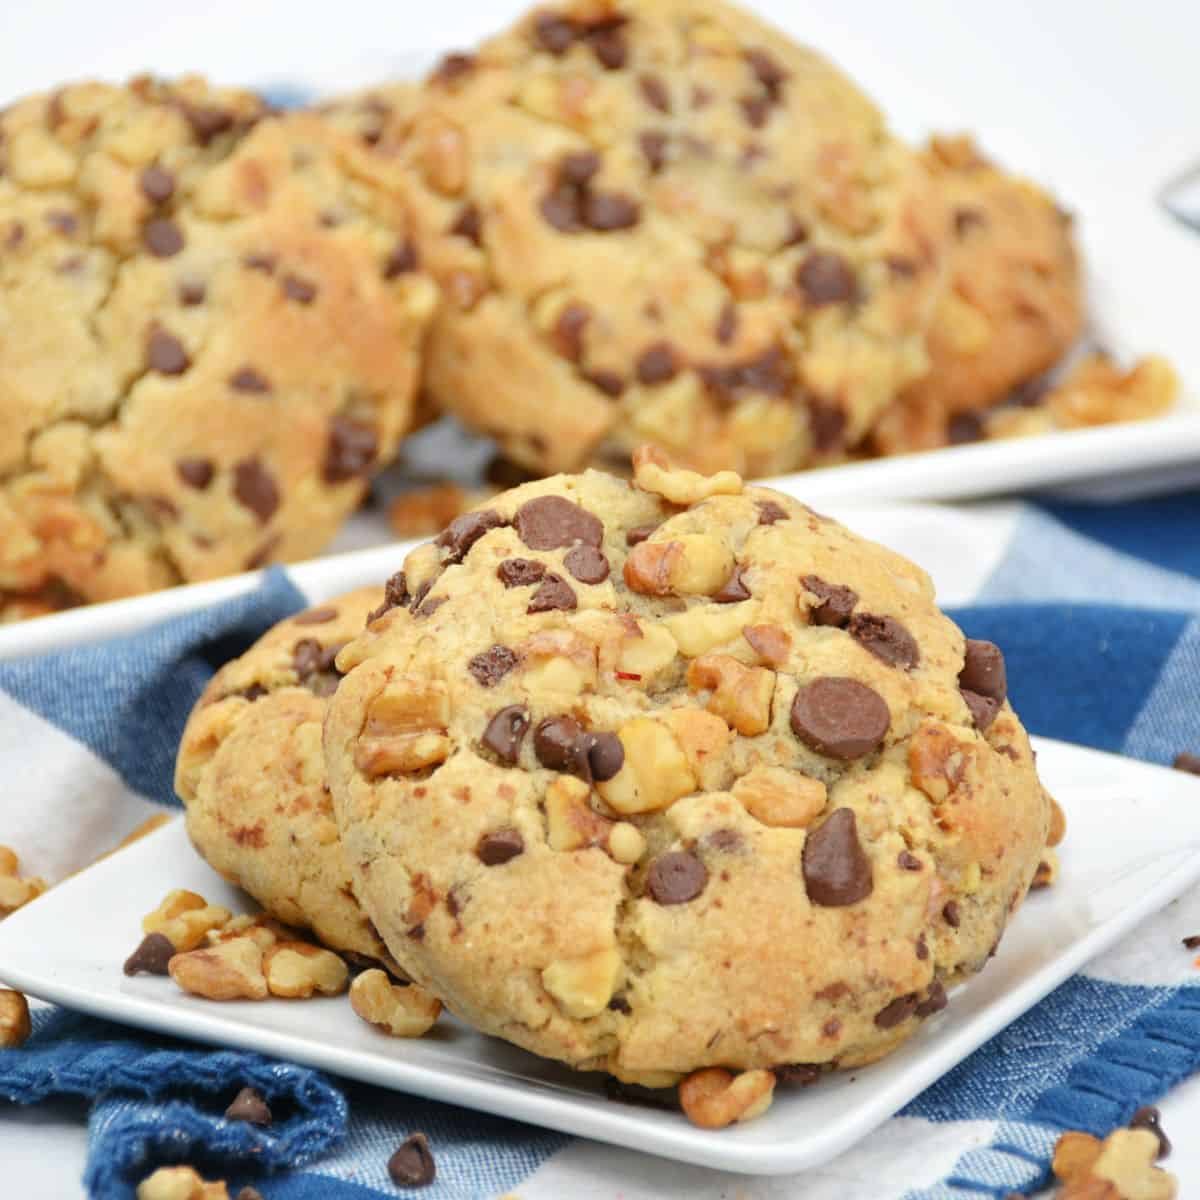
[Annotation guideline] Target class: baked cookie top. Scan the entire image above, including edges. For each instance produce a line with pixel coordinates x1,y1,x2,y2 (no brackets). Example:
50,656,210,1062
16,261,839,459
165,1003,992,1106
376,0,946,477
176,585,400,972
0,76,435,619
324,451,1051,1083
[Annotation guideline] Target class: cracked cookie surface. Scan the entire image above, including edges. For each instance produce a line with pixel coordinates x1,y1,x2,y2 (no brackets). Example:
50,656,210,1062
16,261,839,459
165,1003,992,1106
324,452,1051,1083
367,0,946,478
176,586,400,972
0,77,435,620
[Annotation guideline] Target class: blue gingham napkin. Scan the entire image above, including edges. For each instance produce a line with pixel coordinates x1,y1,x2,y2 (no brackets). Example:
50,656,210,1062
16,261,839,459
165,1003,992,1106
2,490,1200,1199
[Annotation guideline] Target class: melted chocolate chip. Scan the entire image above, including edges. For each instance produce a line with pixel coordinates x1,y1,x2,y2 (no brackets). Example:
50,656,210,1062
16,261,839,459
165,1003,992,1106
874,994,918,1029
431,52,475,86
482,705,529,764
585,191,640,231
638,74,671,113
796,251,857,306
123,932,175,976
809,402,847,452
646,852,708,905
715,302,738,345
552,303,589,362
534,12,577,54
46,210,78,236
176,457,214,489
848,614,920,671
713,565,751,604
497,558,547,588
514,495,602,550
791,678,889,759
449,203,482,245
367,571,411,623
635,342,678,385
775,1063,821,1086
182,103,234,144
1129,1106,1171,1159
324,416,378,483
561,151,601,187
801,576,858,627
225,1087,272,1126
585,369,625,397
948,412,984,445
468,644,518,687
943,900,961,928
953,207,987,237
564,544,609,584
178,279,206,306
143,218,184,258
242,252,277,274
915,980,948,1019
233,457,280,524
438,509,505,562
229,365,271,393
146,327,190,375
698,346,793,402
740,94,772,129
387,1132,436,1188
477,827,524,866
959,639,1006,700
139,164,175,205
625,523,658,546
897,850,922,871
383,239,419,278
282,273,318,304
586,21,628,69
587,732,624,782
756,500,788,525
639,130,668,173
961,688,1000,732
527,572,577,613
534,716,592,779
802,808,873,907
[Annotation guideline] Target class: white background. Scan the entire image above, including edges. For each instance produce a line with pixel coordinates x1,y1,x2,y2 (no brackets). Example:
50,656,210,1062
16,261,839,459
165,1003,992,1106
2,0,1200,1194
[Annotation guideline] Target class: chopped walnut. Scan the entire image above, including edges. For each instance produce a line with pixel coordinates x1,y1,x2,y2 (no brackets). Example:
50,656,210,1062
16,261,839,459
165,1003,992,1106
0,989,31,1048
136,1166,230,1200
596,718,696,814
349,969,442,1037
1052,1127,1176,1199
908,723,976,805
355,677,452,777
663,603,751,658
413,111,467,195
1047,792,1067,846
142,889,232,953
0,845,46,918
1031,849,1059,890
607,821,646,864
545,775,612,851
624,534,734,597
389,483,492,540
263,941,349,998
541,946,622,1018
168,936,268,1001
733,766,827,828
1046,353,1177,431
519,629,598,695
631,444,742,505
614,619,678,688
678,1067,776,1129
686,653,775,735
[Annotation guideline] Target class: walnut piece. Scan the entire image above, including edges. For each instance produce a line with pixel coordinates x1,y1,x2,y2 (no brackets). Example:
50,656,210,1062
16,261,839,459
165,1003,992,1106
1053,1127,1176,1199
545,775,612,852
168,936,268,1001
0,989,31,1048
142,890,232,952
678,1067,776,1129
624,534,734,598
663,603,750,657
733,766,827,828
136,1165,230,1200
686,653,775,735
349,969,442,1037
631,444,742,505
596,718,696,815
263,941,349,998
541,946,622,1018
0,845,46,918
607,821,646,864
355,677,452,777
614,620,678,688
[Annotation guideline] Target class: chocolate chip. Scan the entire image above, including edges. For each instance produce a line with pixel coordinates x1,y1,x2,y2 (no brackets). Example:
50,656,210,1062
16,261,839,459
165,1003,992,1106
139,164,175,205
233,457,280,524
587,732,624,782
713,565,751,604
792,678,889,760
431,52,475,85
647,852,708,905
4,222,27,249
775,1063,821,1086
961,688,1000,732
368,571,411,623
587,22,628,69
143,218,184,257
468,644,518,687
294,605,338,625
848,614,920,671
756,500,788,525
482,705,529,764
178,279,206,306
123,932,175,976
1169,755,1200,785
176,457,214,489
943,900,961,928
534,12,577,54
46,210,77,235
585,191,640,231
953,207,987,236
802,808,873,906
282,273,318,304
960,639,1006,700
242,252,276,274
477,828,524,866
146,327,190,375
885,255,918,278
916,934,929,960
874,994,918,1029
324,415,378,483
638,130,668,173
639,74,671,113
225,1087,272,1126
450,203,482,245
796,251,857,305
635,342,678,385
534,716,591,778
552,303,589,362
809,402,847,452
497,558,547,588
438,508,505,562
514,495,602,550
561,151,601,187
1130,1106,1171,1158
626,523,658,546
564,544,609,584
229,366,271,393
383,240,420,278
292,637,341,680
585,369,625,397
387,1132,436,1188
715,303,738,345
239,684,268,702
746,48,787,97
183,103,234,144
915,980,948,1019
541,186,583,232
948,412,984,445
527,574,576,613
801,576,858,627
414,595,445,619
740,94,771,129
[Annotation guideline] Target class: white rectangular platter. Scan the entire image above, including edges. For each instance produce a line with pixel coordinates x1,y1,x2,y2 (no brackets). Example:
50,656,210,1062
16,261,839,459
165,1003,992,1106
2,738,1198,1175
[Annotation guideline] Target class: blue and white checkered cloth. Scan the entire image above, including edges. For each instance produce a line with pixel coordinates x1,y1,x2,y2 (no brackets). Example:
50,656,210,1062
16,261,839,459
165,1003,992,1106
2,490,1200,1199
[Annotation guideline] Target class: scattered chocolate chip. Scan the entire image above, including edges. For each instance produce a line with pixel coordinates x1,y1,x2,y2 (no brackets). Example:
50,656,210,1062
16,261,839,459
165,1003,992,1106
746,47,787,96
586,22,628,69
431,52,475,86
706,829,743,853
534,716,592,779
225,1087,272,1126
367,571,411,623
584,369,625,397
564,544,609,584
123,932,175,976
1129,1107,1171,1159
552,303,589,361
183,103,234,144
468,644,518,687
638,74,671,113
238,684,268,702
715,302,738,345
885,255,918,278
915,980,948,1019
292,637,342,681
1173,753,1200,775
625,523,658,546
482,705,529,764
528,573,577,613
449,203,482,245
514,495,602,550
607,995,632,1015
587,732,624,782
4,222,27,249
756,500,788,525
585,191,640,231
713,565,751,604
560,151,601,187
229,365,271,393
45,210,78,235
646,851,708,905
792,678,889,760
915,934,929,960
943,900,961,928
178,279,206,306
139,164,175,205
953,207,988,236
774,1063,821,1086
294,605,338,625
1183,934,1200,949
739,94,772,129
802,808,873,907
414,595,445,619
848,614,920,671
176,457,214,489
801,576,858,627
324,416,379,483
534,12,577,54
635,342,678,385
809,402,847,453
242,252,277,274
233,457,280,524
476,828,524,866
143,218,184,257
146,327,190,375
697,345,793,403
874,994,918,1029
383,240,420,278
387,1132,436,1188
947,412,985,445
960,639,1007,700
437,508,505,563
282,273,318,304
898,850,922,871
639,130,668,173
796,250,857,305
497,558,547,588
961,688,1000,731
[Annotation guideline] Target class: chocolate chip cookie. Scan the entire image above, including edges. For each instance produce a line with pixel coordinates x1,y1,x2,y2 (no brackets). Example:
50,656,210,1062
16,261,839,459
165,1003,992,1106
871,135,1085,452
371,0,945,478
176,586,400,972
0,77,436,621
324,450,1052,1084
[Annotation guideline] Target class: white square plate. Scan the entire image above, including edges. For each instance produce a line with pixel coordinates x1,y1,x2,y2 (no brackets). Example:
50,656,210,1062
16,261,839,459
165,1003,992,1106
2,737,1198,1175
